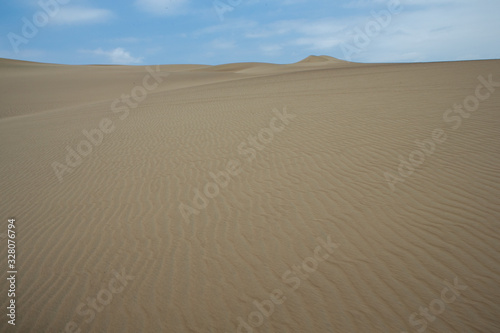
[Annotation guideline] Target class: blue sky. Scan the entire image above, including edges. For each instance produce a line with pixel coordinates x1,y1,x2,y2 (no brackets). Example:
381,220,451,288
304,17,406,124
1,0,499,65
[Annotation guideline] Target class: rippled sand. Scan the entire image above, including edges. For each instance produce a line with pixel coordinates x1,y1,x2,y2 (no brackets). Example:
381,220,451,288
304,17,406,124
0,56,499,332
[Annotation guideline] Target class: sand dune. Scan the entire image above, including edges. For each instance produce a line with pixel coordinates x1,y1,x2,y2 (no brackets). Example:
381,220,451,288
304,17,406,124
0,56,499,332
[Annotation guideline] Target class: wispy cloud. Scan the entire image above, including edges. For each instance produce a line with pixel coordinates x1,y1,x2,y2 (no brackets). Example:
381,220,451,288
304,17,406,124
84,48,143,64
260,44,283,56
344,0,465,8
50,7,113,25
134,0,189,15
112,37,142,43
210,38,235,49
232,0,500,62
293,37,342,50
348,2,500,62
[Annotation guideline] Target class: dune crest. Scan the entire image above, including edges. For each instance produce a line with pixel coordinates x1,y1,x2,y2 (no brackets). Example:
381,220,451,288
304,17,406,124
296,55,347,63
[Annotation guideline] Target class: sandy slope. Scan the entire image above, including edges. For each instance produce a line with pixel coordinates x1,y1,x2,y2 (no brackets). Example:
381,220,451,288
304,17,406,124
0,56,499,333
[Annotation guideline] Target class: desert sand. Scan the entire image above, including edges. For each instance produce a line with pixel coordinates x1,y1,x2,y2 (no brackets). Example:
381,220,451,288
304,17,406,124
0,56,499,332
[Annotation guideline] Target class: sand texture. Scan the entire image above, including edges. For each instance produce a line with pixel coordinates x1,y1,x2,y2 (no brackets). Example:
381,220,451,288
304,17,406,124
0,56,499,332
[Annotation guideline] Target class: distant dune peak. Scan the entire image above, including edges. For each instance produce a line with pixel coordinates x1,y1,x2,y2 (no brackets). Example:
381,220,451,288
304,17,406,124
297,55,344,63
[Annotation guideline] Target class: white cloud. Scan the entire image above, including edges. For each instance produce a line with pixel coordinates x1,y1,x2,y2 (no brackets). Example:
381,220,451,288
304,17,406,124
210,39,235,49
194,19,258,37
113,37,141,43
293,37,342,50
347,2,500,62
236,1,500,62
50,7,113,25
86,48,143,65
135,0,189,15
245,19,348,40
279,0,308,4
243,19,351,51
344,0,466,8
260,44,283,56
